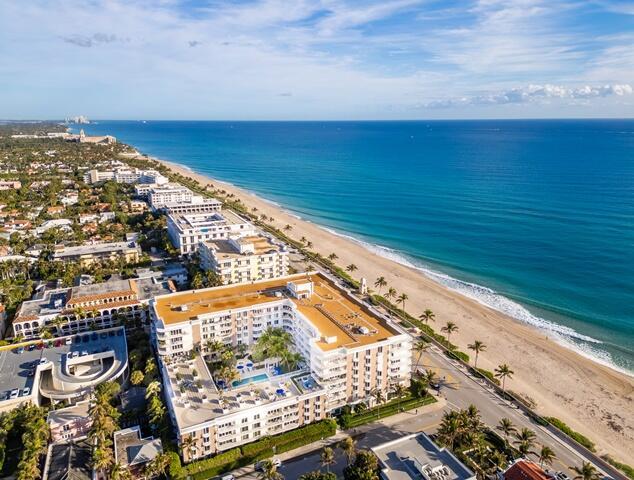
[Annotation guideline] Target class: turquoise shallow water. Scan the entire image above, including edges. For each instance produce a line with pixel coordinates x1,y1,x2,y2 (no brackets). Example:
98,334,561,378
78,120,634,374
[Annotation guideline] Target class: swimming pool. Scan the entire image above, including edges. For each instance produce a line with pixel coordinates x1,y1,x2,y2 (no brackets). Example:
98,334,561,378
232,373,268,388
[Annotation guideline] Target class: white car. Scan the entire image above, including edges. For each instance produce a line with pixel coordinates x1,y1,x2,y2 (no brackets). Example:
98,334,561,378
9,389,19,399
39,357,48,365
81,350,88,356
65,338,72,345
221,475,235,480
21,387,30,396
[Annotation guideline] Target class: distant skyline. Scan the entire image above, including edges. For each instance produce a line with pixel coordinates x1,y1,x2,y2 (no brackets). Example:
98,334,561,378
1,0,634,120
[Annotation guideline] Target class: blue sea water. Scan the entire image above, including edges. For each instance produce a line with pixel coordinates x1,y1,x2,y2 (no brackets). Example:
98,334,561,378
77,120,634,374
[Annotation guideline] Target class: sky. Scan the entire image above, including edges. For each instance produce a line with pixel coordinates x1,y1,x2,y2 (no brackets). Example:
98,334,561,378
1,0,634,120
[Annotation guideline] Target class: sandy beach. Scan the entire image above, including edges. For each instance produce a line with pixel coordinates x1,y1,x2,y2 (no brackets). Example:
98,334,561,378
158,158,634,463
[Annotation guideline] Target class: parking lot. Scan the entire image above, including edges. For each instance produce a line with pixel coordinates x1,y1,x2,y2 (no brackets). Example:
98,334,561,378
0,327,127,402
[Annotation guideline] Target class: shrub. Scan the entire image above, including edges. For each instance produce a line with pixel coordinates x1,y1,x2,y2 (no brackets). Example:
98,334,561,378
602,455,634,480
545,417,595,452
167,451,184,480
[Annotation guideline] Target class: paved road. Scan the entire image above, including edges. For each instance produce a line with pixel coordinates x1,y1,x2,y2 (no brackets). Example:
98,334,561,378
421,344,605,476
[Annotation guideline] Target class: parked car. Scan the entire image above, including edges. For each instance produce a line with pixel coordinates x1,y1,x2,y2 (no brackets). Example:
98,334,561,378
36,342,44,350
9,389,19,399
21,387,30,396
27,344,36,351
16,347,24,354
54,340,62,347
65,337,72,345
221,475,236,480
81,350,88,356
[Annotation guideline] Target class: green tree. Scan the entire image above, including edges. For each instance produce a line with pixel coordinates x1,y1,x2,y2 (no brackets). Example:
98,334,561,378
320,447,335,473
538,446,556,468
373,277,387,295
419,309,435,325
396,293,408,311
494,364,514,397
413,339,429,371
300,472,336,480
385,287,397,300
339,437,356,466
573,462,601,480
441,322,459,345
130,370,144,385
346,264,357,273
257,459,284,480
343,450,378,480
467,340,487,369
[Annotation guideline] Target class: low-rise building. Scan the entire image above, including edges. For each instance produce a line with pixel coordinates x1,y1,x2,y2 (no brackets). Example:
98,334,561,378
500,460,555,480
13,276,175,339
371,433,476,480
52,239,141,266
167,210,255,255
36,219,73,235
199,234,288,285
47,400,92,442
42,438,92,480
114,426,163,475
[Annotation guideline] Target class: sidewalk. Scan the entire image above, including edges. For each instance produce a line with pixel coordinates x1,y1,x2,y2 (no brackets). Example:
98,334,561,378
230,396,446,478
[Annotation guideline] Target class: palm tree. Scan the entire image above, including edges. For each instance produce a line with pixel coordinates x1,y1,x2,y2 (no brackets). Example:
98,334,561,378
110,462,132,480
392,383,406,411
396,293,409,312
467,340,487,369
385,287,397,301
514,428,537,457
346,264,357,273
284,224,293,232
320,447,335,473
573,462,601,480
300,236,307,244
339,437,356,465
441,321,459,345
538,446,556,468
413,339,429,370
371,388,384,419
306,241,313,249
419,309,435,325
180,435,197,460
494,364,514,397
374,276,387,295
497,417,516,440
145,380,162,399
328,253,338,261
257,459,284,480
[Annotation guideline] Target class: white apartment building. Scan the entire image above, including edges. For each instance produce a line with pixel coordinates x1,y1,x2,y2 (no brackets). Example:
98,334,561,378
150,272,412,414
164,197,222,215
166,211,255,255
148,184,195,210
199,234,289,285
84,168,168,185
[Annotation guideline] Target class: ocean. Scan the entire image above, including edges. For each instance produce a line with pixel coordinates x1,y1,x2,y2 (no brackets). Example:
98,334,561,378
76,120,634,374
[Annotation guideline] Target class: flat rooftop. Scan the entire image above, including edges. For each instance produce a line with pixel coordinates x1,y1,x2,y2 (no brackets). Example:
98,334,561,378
170,210,249,230
203,234,285,259
371,433,475,480
53,240,139,257
163,355,323,430
154,272,401,351
17,277,174,320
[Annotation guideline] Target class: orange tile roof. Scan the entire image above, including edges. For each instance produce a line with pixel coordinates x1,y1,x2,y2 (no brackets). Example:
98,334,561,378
154,272,400,351
504,461,551,480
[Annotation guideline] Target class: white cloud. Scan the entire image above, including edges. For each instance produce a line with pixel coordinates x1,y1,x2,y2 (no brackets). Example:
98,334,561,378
424,83,633,108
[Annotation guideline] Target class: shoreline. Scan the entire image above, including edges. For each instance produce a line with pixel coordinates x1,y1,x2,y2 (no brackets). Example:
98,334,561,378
168,158,629,376
154,156,634,461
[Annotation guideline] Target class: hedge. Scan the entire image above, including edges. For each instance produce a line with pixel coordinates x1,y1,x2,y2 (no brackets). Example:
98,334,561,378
172,420,337,480
474,368,501,386
545,417,596,452
602,455,634,480
340,394,436,429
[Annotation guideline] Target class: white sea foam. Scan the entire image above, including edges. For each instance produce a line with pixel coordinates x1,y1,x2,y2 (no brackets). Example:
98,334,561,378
320,226,606,346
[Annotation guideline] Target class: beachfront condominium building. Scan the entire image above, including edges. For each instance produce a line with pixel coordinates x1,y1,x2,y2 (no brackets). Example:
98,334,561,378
148,184,195,209
198,234,289,285
84,167,168,185
52,239,141,267
166,210,256,255
13,276,175,339
150,272,412,413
